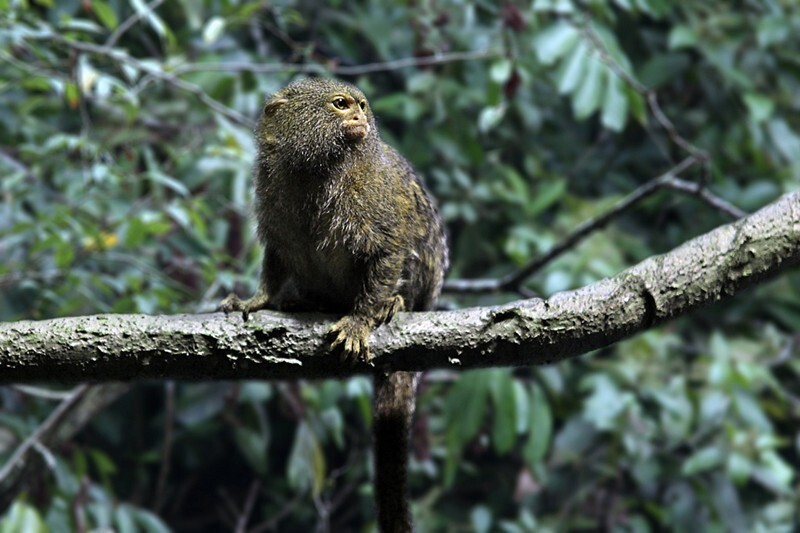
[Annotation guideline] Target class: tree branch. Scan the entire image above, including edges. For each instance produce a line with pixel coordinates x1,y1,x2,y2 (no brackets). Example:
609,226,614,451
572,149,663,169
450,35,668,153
443,155,744,294
0,192,797,383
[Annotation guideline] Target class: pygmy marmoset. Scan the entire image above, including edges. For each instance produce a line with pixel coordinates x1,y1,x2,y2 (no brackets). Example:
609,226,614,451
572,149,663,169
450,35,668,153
220,77,448,531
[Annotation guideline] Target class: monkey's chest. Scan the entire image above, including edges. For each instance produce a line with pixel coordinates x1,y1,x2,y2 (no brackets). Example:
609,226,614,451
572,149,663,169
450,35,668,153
274,211,363,311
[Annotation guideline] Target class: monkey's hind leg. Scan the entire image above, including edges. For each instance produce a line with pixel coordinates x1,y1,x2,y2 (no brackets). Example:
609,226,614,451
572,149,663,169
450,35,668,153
219,286,270,321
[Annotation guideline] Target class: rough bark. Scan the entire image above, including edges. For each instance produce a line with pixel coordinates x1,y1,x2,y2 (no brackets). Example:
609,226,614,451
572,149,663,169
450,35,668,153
0,191,798,384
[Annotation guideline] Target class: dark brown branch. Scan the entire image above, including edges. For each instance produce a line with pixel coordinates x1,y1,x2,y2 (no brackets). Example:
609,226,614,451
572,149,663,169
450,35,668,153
0,192,796,383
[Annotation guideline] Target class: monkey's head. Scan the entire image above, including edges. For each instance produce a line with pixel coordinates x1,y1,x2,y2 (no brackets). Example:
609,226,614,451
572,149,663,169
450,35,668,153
257,78,378,171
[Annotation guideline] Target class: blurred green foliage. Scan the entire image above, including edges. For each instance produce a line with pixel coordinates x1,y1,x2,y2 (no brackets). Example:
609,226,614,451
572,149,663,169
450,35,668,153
2,0,800,531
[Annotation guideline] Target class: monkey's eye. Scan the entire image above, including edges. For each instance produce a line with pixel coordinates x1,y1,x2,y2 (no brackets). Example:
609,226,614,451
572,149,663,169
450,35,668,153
332,97,349,110
359,100,367,111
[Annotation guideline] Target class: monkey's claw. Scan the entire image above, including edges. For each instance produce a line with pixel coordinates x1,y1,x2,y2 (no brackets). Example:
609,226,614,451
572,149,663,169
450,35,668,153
329,315,372,364
377,295,405,325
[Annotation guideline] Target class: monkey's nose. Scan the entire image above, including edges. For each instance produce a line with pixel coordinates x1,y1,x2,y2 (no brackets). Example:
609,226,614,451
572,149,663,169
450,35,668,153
343,116,370,140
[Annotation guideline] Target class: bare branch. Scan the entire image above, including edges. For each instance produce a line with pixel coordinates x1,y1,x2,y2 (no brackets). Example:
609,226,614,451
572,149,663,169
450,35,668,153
0,192,796,383
23,34,256,129
660,176,748,219
444,156,707,294
104,0,167,48
172,50,500,77
0,385,90,485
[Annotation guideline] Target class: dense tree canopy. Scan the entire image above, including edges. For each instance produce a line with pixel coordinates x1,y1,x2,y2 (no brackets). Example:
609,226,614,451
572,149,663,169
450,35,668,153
1,1,800,531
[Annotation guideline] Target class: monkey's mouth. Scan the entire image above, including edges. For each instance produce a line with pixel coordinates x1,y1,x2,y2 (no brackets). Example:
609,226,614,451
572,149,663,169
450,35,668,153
343,123,370,141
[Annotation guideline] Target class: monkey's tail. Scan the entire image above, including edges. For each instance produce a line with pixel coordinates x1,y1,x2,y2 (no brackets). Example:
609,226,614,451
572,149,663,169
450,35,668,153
373,371,421,533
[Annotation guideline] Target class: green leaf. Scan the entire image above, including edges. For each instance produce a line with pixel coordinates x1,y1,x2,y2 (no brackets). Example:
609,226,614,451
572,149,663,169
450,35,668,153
132,509,171,533
287,421,326,496
533,22,580,66
682,446,723,475
668,25,697,49
1,501,46,533
202,16,226,44
490,59,513,84
572,56,604,119
757,16,790,48
767,119,800,164
478,104,507,133
444,371,491,485
470,505,493,533
92,1,118,30
743,93,774,123
556,40,589,95
756,450,794,493
114,504,138,533
489,370,517,454
601,72,627,131
726,452,753,484
526,178,566,217
523,383,552,465
235,427,268,475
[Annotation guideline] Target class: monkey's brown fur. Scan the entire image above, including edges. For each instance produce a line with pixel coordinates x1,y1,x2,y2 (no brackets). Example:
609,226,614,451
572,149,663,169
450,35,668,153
220,78,448,531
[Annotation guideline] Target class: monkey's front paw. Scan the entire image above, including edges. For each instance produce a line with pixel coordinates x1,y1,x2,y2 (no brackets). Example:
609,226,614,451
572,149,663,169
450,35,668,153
328,316,372,364
218,291,269,321
219,293,244,314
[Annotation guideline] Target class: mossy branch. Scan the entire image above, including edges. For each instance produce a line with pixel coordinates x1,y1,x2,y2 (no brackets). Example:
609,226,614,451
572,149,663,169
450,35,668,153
1,192,798,384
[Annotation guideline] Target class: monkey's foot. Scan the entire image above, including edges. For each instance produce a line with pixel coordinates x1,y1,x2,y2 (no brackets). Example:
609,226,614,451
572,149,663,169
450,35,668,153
376,295,405,325
328,315,372,364
218,290,270,322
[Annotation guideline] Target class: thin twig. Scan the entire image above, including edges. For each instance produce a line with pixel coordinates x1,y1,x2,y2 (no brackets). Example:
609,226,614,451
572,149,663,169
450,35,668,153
105,0,166,48
659,176,748,219
154,381,176,512
172,50,500,77
579,19,710,168
443,156,701,294
0,385,90,483
235,480,262,533
10,385,74,401
27,34,255,129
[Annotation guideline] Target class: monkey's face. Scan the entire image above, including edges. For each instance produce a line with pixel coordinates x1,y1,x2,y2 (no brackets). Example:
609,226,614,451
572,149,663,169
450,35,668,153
329,93,371,142
258,78,379,171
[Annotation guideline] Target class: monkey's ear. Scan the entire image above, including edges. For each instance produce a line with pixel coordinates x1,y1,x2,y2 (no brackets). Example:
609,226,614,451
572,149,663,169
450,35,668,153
263,98,288,116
